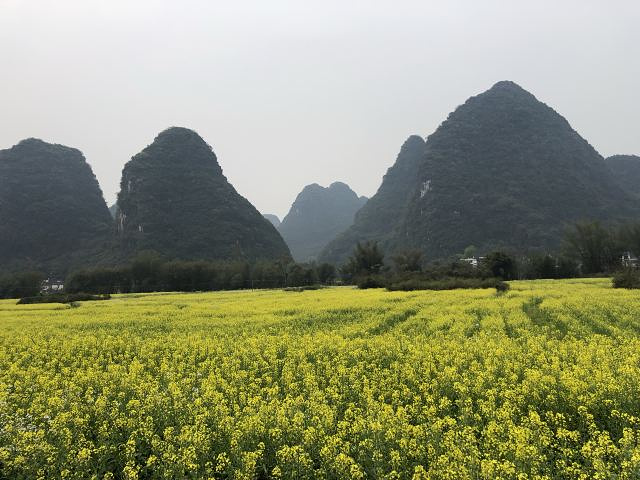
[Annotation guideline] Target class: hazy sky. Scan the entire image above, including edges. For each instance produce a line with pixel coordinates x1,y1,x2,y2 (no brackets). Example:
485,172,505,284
1,0,639,218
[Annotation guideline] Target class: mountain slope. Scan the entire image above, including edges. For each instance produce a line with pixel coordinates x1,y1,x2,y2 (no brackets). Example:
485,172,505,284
263,214,281,228
278,182,367,261
0,139,113,272
319,136,425,263
321,81,637,263
607,155,640,197
116,127,291,261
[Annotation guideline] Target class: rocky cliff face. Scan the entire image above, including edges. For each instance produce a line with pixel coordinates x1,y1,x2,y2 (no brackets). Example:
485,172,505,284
278,182,367,262
0,138,113,272
116,127,291,261
321,81,637,263
108,203,118,219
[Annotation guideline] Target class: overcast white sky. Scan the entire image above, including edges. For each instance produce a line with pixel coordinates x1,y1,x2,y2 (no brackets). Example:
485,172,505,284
1,0,639,218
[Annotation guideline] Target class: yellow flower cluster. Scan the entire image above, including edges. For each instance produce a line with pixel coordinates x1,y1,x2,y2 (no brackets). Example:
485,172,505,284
1,279,639,479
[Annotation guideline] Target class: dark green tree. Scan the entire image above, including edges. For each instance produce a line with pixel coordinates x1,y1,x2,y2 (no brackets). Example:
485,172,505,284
617,222,640,256
391,249,424,272
316,263,337,284
342,241,384,279
0,271,45,298
131,251,166,292
484,251,517,280
564,222,620,274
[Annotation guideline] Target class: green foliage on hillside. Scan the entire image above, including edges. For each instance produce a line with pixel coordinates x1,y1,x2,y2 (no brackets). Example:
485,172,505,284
116,127,291,262
0,139,113,273
607,154,640,197
278,182,367,262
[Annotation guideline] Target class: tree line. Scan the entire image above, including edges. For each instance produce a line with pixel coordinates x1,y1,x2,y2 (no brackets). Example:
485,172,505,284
2,220,639,299
63,252,337,294
339,221,640,289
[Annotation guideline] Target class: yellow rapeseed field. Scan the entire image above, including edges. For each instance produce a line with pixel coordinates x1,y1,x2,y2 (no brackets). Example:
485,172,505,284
1,279,639,479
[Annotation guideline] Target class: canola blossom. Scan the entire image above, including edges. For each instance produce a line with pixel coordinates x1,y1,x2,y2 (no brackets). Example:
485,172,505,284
1,279,639,479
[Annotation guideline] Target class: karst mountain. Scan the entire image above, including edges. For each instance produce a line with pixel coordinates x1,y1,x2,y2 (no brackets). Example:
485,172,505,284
0,139,113,273
278,182,367,262
321,81,638,263
115,127,291,261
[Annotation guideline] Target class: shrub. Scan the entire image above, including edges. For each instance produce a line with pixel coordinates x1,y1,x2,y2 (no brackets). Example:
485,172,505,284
18,293,111,305
0,271,45,299
612,269,640,289
357,275,387,289
386,276,508,292
283,285,324,292
484,251,517,280
343,242,384,279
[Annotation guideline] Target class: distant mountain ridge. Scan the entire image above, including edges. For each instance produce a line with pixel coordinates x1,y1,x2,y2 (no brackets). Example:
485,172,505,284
321,81,639,263
116,127,291,261
0,138,113,273
279,182,367,262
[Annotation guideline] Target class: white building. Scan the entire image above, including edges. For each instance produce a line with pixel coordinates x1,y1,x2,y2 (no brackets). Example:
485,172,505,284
41,278,64,294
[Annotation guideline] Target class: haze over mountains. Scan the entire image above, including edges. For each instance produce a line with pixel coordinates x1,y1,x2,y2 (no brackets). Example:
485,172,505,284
1,81,638,274
278,182,367,262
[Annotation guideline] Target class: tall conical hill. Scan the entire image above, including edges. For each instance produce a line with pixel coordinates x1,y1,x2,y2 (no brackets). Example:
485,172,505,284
321,81,638,262
0,138,113,272
116,127,291,261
